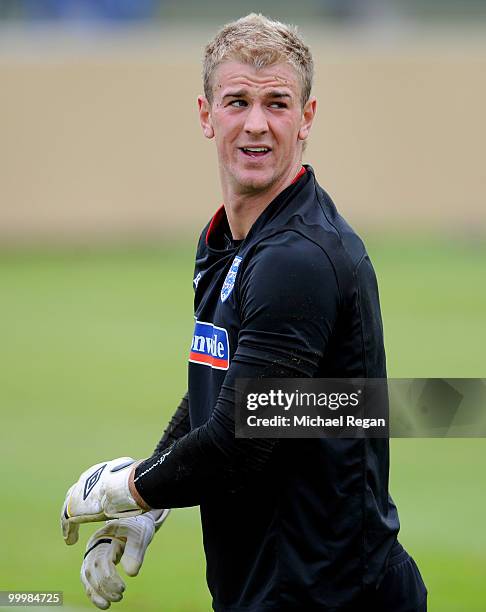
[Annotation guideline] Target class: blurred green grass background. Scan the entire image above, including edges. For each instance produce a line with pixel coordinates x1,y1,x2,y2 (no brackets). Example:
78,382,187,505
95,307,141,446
1,237,485,611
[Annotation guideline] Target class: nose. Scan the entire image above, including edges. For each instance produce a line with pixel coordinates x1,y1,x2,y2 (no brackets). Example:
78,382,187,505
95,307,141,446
244,103,268,135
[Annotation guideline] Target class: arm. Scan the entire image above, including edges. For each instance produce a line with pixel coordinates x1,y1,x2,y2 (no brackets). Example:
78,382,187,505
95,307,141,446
78,396,189,610
133,235,340,509
61,393,191,534
61,236,340,531
153,392,190,454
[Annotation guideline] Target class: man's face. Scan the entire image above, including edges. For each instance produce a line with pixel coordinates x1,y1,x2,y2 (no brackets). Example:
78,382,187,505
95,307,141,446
198,60,316,195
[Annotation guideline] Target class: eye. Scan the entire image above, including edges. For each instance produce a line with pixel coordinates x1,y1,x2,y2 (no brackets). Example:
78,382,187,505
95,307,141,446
229,99,247,108
269,101,288,109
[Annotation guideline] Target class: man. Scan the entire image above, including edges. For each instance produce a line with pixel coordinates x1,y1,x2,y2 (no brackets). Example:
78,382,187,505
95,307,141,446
61,14,427,611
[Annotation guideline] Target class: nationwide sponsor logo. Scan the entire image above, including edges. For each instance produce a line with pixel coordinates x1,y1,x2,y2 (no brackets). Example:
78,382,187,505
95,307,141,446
221,256,242,303
189,320,229,370
83,464,106,500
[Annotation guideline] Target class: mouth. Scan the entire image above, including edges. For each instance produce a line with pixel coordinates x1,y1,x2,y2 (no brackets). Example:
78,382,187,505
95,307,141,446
239,146,272,158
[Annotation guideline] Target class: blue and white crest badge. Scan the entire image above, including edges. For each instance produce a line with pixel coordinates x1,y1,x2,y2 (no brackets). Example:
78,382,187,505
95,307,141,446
221,256,242,303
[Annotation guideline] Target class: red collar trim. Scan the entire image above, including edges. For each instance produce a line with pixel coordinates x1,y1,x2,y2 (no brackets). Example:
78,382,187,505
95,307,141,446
291,165,306,184
206,166,306,244
205,205,225,245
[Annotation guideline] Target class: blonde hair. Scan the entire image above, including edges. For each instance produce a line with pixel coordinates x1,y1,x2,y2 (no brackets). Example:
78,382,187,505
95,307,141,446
203,13,314,107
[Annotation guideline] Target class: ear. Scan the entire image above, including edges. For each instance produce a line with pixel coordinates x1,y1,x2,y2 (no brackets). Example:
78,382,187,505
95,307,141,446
198,95,214,139
298,96,317,141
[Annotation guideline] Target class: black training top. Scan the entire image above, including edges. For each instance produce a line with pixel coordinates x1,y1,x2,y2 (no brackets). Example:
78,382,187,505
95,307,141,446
135,166,400,611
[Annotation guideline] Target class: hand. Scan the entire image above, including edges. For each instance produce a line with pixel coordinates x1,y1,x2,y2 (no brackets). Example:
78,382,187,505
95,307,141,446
61,457,145,545
81,509,170,610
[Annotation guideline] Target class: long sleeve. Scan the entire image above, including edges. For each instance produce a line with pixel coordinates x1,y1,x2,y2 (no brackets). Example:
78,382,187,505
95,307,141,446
134,235,340,508
152,392,190,454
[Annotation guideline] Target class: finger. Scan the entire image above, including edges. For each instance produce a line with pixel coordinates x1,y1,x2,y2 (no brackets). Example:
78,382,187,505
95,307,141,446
63,513,104,545
84,541,125,603
95,544,125,600
85,553,124,604
110,536,125,565
81,562,110,610
61,487,79,545
120,545,145,577
62,518,79,546
120,522,152,576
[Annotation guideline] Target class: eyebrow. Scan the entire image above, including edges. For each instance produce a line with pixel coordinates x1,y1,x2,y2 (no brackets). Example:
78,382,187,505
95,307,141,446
222,90,292,100
222,90,246,100
267,91,292,99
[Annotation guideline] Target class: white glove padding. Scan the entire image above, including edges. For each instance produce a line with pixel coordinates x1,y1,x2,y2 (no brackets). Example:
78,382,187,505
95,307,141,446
80,509,170,610
62,457,144,545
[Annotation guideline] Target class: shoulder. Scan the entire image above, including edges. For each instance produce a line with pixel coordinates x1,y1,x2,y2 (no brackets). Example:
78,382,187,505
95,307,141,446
240,230,341,304
313,182,369,269
249,230,336,274
195,219,212,257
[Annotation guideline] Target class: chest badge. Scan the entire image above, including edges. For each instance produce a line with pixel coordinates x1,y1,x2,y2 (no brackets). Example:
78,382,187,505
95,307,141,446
221,255,242,303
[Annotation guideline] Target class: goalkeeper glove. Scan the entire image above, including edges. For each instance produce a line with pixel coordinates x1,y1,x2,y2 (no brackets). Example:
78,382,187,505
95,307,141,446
61,457,147,545
80,509,170,610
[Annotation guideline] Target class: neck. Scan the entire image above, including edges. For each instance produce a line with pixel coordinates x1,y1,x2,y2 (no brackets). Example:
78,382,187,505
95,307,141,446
222,162,303,240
